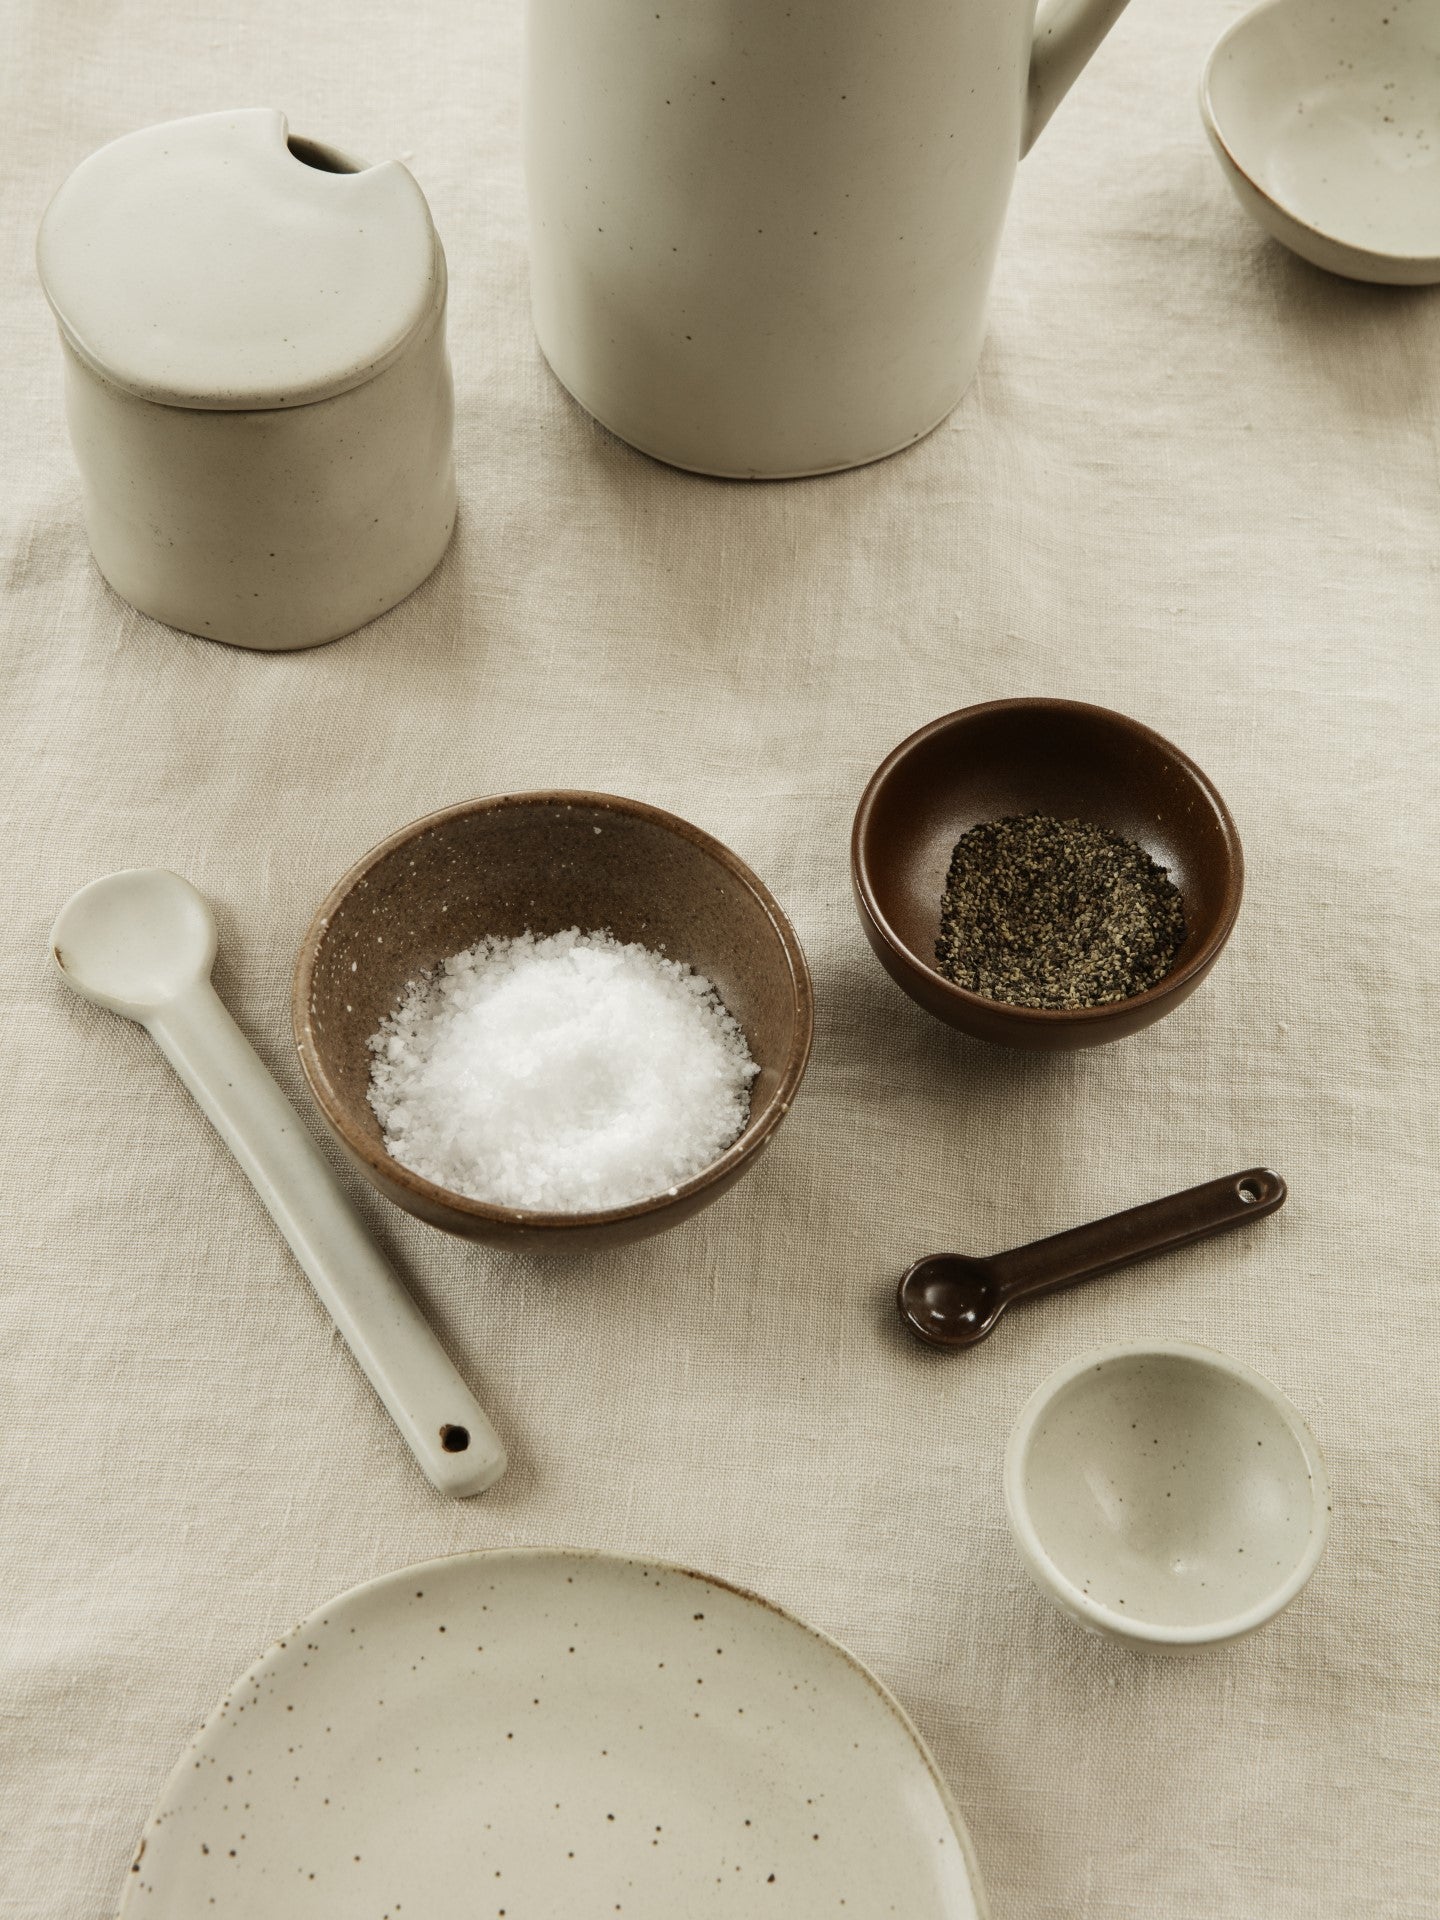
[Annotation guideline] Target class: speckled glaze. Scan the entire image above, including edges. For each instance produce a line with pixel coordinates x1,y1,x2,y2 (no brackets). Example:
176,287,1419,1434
1201,0,1440,285
37,110,455,649
850,700,1244,1051
293,793,814,1249
1005,1342,1331,1653
525,0,1136,476
119,1548,988,1917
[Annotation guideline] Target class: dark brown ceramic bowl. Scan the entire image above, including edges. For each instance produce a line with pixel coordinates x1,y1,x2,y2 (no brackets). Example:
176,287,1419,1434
851,700,1243,1050
293,793,814,1249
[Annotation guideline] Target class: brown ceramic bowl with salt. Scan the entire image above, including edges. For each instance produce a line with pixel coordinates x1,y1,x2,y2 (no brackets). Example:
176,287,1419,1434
851,699,1243,1051
293,793,813,1249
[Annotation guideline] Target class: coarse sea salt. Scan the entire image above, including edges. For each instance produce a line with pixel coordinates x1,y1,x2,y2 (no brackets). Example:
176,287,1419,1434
367,928,760,1212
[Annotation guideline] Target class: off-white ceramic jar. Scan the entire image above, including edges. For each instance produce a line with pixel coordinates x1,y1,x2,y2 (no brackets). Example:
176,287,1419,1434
38,110,456,651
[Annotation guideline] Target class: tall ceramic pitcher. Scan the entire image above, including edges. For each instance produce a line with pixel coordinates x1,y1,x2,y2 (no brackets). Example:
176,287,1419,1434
525,0,1132,477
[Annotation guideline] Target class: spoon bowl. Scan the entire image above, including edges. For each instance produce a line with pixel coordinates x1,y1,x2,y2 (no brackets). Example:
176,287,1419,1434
51,868,217,1015
897,1255,1004,1348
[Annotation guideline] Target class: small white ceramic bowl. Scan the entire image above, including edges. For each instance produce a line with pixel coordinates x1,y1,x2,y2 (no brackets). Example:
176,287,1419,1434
1201,0,1440,285
1005,1341,1330,1652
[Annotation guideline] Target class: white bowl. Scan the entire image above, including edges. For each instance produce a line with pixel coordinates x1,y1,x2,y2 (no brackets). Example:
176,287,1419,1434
1005,1341,1330,1652
1201,0,1440,285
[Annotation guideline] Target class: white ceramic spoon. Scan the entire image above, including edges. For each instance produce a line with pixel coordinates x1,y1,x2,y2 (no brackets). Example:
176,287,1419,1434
51,869,507,1499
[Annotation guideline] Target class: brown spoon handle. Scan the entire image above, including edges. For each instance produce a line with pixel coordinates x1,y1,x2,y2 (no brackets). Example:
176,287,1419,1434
987,1168,1286,1306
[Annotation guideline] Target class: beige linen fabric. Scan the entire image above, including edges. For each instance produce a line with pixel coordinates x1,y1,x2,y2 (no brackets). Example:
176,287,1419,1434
3,2,1438,1914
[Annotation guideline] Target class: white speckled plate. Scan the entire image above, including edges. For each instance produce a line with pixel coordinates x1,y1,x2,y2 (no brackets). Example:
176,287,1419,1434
121,1549,987,1918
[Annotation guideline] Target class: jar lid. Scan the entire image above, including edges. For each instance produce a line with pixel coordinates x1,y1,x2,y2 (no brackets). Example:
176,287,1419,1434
37,110,443,411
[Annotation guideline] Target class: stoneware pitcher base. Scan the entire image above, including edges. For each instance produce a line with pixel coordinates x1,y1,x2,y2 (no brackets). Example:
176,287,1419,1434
540,350,973,481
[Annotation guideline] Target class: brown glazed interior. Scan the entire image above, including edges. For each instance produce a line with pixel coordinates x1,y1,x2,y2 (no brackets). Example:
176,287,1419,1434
851,699,1244,1050
293,793,814,1247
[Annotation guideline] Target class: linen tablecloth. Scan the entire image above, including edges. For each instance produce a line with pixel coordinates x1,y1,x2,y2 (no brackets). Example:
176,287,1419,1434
3,2,1437,1914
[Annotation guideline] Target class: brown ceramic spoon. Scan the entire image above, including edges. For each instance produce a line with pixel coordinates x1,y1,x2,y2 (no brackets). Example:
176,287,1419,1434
897,1168,1287,1350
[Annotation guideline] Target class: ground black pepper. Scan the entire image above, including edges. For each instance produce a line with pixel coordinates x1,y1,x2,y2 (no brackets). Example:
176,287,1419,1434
935,813,1186,1009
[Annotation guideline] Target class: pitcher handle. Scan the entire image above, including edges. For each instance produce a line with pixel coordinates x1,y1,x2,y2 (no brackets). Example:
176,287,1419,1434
1024,0,1134,154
